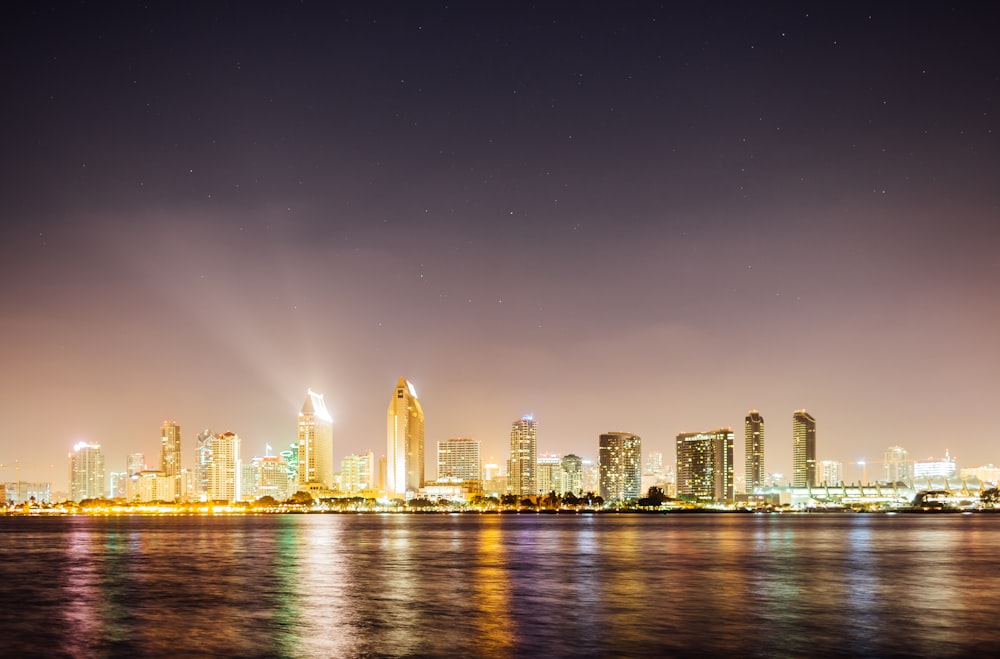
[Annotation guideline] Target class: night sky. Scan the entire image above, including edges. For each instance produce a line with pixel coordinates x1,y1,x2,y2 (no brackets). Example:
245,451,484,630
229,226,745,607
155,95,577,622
3,2,998,492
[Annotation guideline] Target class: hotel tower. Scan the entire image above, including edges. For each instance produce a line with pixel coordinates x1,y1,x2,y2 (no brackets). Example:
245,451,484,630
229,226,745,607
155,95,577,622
160,421,182,500
792,409,817,487
298,389,334,489
744,411,765,493
386,377,425,497
508,415,538,497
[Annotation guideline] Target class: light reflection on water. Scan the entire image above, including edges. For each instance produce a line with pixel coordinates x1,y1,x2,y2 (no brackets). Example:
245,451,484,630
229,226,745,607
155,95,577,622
1,514,999,657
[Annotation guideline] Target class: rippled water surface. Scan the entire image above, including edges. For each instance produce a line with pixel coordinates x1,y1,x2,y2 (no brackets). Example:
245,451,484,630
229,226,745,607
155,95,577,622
1,513,998,657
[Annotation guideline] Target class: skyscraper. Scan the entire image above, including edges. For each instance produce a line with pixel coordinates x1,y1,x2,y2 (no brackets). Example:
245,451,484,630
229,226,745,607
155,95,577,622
792,410,817,487
207,431,240,502
298,389,334,489
598,432,642,502
257,455,290,500
819,460,843,485
508,415,538,497
69,442,105,502
536,455,563,495
437,438,481,482
386,377,425,497
561,454,583,495
194,429,215,501
159,421,182,500
744,410,765,493
883,446,911,484
676,429,734,503
340,451,375,493
126,453,146,477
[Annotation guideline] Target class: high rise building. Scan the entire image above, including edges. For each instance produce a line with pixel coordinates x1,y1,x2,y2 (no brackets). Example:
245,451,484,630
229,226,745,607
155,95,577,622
298,389,334,489
536,455,563,495
883,446,911,484
126,453,146,477
676,429,734,503
240,461,258,501
508,415,538,497
69,442,105,502
257,455,290,500
819,460,843,485
194,429,216,500
159,421,182,500
792,410,817,487
207,431,240,502
340,451,375,493
561,454,583,495
109,471,128,499
599,432,642,502
745,410,765,493
386,377,425,497
437,438,481,482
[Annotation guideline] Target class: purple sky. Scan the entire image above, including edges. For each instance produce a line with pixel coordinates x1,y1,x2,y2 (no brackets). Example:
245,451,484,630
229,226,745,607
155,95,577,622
2,3,998,491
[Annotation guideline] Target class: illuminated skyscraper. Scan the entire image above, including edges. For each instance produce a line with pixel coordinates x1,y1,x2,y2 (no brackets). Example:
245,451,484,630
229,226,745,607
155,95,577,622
598,432,642,502
194,429,215,500
744,410,765,493
159,421,182,500
208,431,240,502
508,415,537,497
340,451,375,493
437,438,481,482
257,455,290,500
386,377,425,497
126,453,146,477
883,446,912,484
676,429,734,503
69,442,105,502
792,410,817,487
298,389,334,489
536,455,563,495
819,459,843,485
561,454,584,495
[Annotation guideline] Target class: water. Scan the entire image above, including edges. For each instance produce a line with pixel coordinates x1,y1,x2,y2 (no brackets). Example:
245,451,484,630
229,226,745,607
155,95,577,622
1,513,998,657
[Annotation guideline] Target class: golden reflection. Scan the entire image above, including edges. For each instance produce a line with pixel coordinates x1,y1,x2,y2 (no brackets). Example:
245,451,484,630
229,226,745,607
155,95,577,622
472,515,514,653
290,516,358,657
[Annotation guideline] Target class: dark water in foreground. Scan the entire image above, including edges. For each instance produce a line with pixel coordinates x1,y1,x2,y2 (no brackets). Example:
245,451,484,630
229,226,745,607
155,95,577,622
1,513,998,657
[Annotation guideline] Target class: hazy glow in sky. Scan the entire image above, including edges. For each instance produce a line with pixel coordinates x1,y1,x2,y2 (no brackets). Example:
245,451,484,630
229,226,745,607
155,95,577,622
1,3,998,491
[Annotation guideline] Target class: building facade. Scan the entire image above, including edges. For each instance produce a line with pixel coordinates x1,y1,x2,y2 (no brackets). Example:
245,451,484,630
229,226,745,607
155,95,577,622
536,455,563,495
257,455,290,500
159,421,182,500
598,432,642,503
913,451,957,480
676,429,734,504
69,442,105,502
437,438,481,483
792,410,817,487
207,431,240,502
298,389,334,489
561,454,584,496
819,460,843,485
340,451,375,493
386,377,425,498
745,410,765,493
883,446,912,484
508,415,538,497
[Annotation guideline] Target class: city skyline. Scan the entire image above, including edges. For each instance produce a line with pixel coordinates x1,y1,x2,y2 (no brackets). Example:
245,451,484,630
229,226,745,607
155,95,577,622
2,4,998,491
14,378,999,495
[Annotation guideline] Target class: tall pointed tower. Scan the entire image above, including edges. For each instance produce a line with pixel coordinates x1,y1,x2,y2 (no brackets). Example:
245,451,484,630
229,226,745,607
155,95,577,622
298,389,334,489
386,377,425,497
